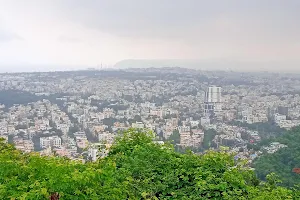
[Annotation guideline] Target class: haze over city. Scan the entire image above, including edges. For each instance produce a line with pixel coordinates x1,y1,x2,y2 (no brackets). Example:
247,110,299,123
0,0,300,72
3,1,300,198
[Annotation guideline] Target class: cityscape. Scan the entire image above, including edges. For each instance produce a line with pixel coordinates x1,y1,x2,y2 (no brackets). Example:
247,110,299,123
1,1,300,198
0,68,297,163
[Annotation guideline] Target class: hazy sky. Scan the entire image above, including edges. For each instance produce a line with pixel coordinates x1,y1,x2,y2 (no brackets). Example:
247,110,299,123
0,0,299,72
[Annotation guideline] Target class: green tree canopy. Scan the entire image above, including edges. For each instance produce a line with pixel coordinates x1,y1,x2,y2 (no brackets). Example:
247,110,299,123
254,126,300,187
0,129,299,199
203,129,217,149
168,129,180,145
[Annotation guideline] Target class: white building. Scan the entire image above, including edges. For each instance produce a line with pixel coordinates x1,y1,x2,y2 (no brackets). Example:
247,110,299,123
132,122,144,129
200,117,210,126
177,125,190,133
190,120,200,128
274,113,286,123
205,86,222,103
88,148,98,162
40,136,62,149
204,86,222,115
98,132,115,144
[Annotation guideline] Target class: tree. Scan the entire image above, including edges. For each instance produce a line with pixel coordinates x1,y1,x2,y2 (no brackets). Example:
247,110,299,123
102,117,116,127
168,129,180,145
15,124,28,130
231,121,286,140
68,125,80,137
203,129,217,149
133,115,142,122
85,128,98,143
0,130,299,199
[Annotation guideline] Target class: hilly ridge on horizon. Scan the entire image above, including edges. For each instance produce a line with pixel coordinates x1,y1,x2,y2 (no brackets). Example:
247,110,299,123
114,59,300,72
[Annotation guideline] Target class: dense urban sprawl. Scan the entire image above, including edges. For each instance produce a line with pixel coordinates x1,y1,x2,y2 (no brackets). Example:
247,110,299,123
0,68,299,163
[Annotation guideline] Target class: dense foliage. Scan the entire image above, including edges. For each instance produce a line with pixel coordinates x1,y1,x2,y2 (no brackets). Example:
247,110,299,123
0,129,299,199
203,129,218,149
254,126,300,187
0,90,42,108
231,121,285,140
0,90,67,109
168,130,180,145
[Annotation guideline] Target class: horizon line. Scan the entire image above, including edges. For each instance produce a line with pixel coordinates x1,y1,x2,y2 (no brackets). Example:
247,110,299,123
0,66,300,75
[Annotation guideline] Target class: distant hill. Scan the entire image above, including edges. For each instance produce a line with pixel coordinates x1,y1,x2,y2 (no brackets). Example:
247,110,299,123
115,59,204,69
114,59,229,71
114,59,300,73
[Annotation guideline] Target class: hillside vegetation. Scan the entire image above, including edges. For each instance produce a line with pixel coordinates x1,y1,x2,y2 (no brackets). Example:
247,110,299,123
254,126,300,187
0,129,299,199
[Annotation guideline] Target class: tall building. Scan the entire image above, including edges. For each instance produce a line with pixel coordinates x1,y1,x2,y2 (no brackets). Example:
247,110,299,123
204,86,222,116
204,85,222,103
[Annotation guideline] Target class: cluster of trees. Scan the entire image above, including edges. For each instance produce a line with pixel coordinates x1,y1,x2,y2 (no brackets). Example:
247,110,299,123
0,129,299,199
102,117,117,127
0,90,42,109
231,121,285,140
203,129,218,149
0,90,69,111
254,126,300,187
149,95,169,107
168,130,180,145
85,128,98,143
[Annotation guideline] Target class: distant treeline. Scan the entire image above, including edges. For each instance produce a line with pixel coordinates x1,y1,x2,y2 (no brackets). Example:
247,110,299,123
0,90,67,109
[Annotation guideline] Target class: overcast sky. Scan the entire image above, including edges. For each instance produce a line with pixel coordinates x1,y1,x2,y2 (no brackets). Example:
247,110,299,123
0,0,299,72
